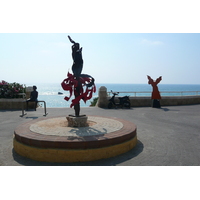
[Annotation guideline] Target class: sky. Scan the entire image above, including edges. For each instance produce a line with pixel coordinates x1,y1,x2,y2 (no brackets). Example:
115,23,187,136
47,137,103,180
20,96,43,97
1,1,200,86
1,33,200,85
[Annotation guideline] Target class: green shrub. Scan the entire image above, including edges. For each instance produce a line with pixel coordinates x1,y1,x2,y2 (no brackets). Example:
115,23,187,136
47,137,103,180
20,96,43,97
0,80,26,98
90,97,98,106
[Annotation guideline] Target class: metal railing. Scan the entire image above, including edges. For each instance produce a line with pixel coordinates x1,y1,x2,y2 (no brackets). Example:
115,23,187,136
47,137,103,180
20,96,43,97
107,91,200,97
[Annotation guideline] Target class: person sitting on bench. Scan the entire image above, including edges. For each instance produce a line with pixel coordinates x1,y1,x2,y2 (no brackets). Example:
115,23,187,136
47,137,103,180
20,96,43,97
26,85,38,111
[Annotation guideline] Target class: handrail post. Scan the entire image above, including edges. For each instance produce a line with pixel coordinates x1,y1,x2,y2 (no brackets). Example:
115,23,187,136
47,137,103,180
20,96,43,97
20,100,27,117
43,101,48,116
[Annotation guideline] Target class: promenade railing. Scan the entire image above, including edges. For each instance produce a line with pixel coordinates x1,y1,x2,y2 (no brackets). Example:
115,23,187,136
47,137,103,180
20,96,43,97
107,91,200,97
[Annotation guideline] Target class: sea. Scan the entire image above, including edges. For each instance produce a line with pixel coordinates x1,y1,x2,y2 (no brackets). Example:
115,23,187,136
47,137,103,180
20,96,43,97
32,83,200,108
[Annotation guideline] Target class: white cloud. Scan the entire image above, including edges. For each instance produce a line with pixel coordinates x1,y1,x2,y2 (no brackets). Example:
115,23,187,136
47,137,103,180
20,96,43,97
141,39,164,45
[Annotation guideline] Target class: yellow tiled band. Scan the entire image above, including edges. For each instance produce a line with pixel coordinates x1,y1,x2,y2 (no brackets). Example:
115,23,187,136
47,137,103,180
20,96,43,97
13,136,137,163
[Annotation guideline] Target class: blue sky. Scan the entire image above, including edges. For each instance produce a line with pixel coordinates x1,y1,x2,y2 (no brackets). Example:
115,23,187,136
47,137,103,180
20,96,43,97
1,1,200,85
1,33,200,85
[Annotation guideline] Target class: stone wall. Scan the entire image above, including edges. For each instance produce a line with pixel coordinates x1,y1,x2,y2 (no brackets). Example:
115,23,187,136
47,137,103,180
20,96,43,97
26,86,33,99
0,86,36,110
0,99,26,110
129,96,200,107
96,86,108,108
160,96,200,106
96,86,200,108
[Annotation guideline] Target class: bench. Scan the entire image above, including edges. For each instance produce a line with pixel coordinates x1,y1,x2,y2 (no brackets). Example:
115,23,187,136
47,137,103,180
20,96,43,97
20,100,48,117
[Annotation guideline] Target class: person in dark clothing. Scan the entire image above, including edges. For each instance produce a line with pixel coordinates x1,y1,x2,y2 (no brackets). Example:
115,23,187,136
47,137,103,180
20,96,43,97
26,86,38,110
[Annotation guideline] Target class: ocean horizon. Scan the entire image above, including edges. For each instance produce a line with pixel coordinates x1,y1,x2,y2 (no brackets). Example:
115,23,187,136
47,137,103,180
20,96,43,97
27,83,200,108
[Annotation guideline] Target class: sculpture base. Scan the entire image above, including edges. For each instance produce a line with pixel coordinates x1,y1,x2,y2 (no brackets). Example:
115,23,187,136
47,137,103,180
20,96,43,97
13,116,137,163
66,115,88,127
152,99,161,108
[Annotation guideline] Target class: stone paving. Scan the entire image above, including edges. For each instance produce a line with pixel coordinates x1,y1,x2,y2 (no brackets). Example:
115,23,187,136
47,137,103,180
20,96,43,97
30,116,123,137
1,104,200,166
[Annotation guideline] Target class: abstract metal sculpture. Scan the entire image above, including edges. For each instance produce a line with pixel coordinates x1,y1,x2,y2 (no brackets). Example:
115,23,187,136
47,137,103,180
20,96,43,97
147,75,162,108
61,36,96,116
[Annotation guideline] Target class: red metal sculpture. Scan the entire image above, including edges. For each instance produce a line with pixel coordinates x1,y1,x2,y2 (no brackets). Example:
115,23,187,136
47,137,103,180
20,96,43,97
147,75,162,108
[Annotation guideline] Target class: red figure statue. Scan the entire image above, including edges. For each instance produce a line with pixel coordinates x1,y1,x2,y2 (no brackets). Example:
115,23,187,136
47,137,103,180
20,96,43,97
147,75,162,108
